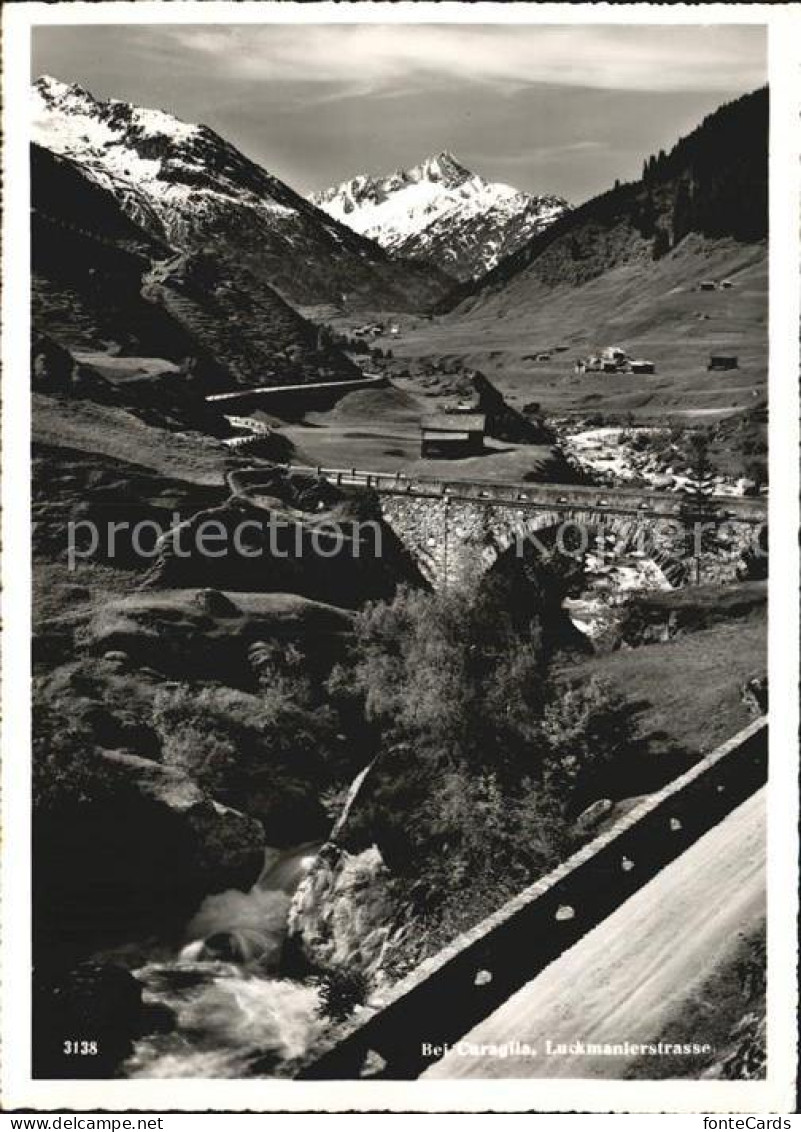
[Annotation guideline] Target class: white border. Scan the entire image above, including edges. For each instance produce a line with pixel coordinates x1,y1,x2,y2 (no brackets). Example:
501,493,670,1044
2,2,798,1114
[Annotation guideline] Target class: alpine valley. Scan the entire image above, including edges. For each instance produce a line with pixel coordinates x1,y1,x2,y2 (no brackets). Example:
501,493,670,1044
29,70,768,1087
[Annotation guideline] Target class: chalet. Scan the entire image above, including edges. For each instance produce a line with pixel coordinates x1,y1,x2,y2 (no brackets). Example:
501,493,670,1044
420,413,485,458
630,359,656,374
708,354,739,371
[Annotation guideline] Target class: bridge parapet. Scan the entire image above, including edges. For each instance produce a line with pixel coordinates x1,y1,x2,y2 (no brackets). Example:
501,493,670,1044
295,717,767,1080
273,463,767,523
230,464,766,590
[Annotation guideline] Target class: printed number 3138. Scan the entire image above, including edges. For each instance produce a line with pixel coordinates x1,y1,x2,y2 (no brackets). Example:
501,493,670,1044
63,1040,98,1055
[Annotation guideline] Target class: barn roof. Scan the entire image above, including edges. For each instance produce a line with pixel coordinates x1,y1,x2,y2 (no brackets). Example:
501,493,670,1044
421,413,486,433
421,430,472,443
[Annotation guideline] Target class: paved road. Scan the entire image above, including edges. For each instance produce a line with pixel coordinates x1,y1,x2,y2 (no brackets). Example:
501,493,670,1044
424,787,765,1079
236,462,766,522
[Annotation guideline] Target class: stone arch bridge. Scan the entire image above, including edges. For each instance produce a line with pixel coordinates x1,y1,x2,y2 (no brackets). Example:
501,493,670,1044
231,464,766,591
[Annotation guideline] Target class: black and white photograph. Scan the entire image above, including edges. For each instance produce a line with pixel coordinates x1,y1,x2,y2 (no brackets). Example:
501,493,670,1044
1,1,798,1117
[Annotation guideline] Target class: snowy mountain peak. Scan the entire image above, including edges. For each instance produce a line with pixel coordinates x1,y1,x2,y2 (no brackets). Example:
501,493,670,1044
32,74,204,159
311,156,569,282
30,74,304,243
35,74,89,102
408,151,472,187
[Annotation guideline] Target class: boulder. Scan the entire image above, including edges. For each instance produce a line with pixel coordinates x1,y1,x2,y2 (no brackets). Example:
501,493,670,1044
31,332,74,394
741,675,768,717
575,798,614,834
100,750,266,897
286,845,397,983
34,752,265,952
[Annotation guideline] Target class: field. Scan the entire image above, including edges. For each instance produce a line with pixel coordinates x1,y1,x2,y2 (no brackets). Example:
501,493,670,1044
278,383,562,482
562,611,766,760
318,235,766,426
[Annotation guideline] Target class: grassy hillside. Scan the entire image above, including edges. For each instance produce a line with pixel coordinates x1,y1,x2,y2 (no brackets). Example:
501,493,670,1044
389,235,766,421
561,612,765,761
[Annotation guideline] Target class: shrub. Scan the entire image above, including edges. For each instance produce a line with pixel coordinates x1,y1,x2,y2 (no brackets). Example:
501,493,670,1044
333,585,636,940
314,966,370,1023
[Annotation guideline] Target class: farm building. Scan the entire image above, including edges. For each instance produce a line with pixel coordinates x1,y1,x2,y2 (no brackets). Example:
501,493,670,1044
720,279,734,289
420,413,485,458
699,280,717,292
708,354,739,371
630,359,656,374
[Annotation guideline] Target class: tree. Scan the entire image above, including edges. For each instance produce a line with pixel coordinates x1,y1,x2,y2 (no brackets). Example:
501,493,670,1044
672,179,694,245
678,431,720,584
652,227,671,260
334,583,636,935
314,967,370,1022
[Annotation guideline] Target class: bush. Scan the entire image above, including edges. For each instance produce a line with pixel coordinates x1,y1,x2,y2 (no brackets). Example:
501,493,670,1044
332,585,636,941
151,682,341,839
33,701,107,813
314,966,370,1023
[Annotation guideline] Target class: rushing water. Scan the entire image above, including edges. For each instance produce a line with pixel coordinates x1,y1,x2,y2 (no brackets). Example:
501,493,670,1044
126,843,325,1078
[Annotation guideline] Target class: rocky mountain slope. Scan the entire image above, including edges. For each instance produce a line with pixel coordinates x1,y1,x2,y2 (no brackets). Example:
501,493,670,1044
311,151,567,282
32,142,363,392
32,75,453,311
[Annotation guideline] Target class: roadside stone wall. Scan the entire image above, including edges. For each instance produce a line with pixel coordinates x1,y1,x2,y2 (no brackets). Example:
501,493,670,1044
295,718,767,1079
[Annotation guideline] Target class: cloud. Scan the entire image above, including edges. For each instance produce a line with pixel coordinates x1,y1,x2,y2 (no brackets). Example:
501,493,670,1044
157,23,765,98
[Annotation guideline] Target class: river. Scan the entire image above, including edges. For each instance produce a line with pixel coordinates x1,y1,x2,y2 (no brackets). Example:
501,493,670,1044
126,843,325,1078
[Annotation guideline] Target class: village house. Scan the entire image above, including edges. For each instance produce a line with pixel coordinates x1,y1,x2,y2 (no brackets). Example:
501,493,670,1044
602,346,628,364
420,413,486,458
353,323,384,338
708,354,739,371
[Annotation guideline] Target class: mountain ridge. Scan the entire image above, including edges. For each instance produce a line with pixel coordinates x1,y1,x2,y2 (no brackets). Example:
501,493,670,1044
31,141,363,394
311,151,568,282
32,74,454,312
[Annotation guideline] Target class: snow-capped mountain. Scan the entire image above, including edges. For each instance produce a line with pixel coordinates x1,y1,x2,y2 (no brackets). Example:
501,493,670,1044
31,76,452,310
310,152,568,282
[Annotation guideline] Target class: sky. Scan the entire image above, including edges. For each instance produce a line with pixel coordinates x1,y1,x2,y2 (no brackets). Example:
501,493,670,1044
31,23,766,204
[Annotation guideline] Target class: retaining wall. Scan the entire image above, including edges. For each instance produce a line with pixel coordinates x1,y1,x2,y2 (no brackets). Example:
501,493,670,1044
296,717,767,1079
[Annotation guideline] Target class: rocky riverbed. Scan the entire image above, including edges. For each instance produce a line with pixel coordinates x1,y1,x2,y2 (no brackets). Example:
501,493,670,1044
561,424,761,497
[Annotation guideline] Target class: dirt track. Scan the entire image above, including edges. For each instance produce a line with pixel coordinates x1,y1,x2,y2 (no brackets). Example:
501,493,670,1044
424,787,765,1079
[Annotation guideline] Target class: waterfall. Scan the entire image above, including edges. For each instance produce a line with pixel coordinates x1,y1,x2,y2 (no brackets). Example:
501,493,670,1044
127,842,324,1078
330,758,376,841
126,763,385,1078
